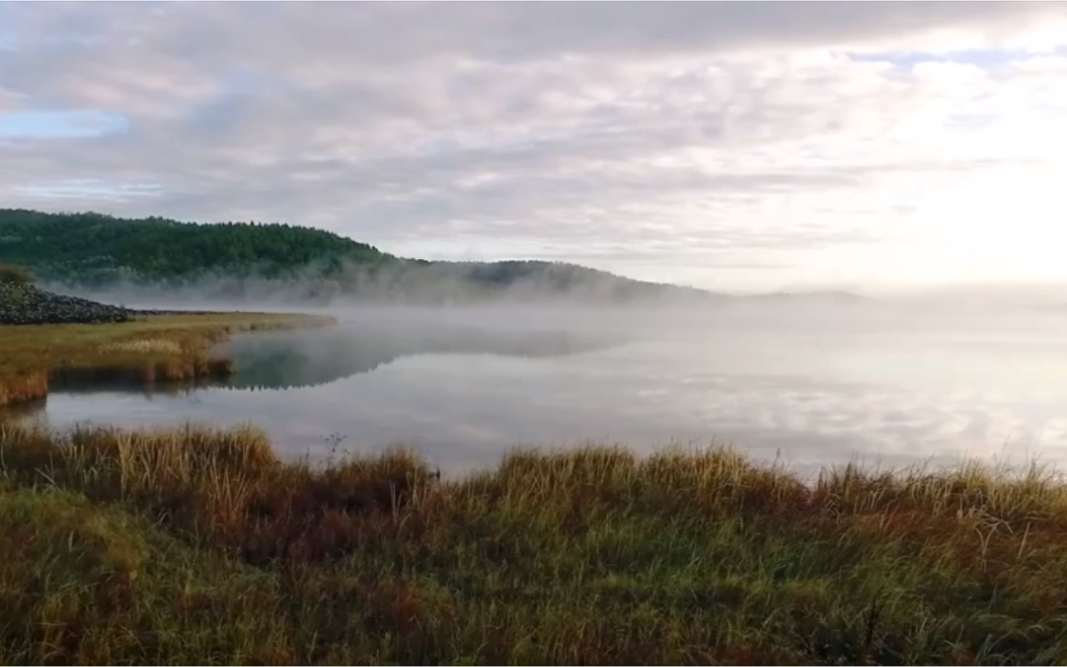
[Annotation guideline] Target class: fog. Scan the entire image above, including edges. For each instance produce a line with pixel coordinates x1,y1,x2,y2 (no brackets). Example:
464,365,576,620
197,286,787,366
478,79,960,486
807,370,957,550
28,258,1067,476
49,267,1067,341
43,257,732,311
23,276,1067,477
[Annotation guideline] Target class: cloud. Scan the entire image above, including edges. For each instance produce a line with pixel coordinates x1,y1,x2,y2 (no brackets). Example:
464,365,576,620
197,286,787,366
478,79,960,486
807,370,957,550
2,2,1067,291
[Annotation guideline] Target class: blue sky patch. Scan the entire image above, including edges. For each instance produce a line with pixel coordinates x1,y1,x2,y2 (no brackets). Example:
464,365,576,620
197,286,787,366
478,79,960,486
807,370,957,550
849,48,1029,70
15,179,162,202
0,109,129,139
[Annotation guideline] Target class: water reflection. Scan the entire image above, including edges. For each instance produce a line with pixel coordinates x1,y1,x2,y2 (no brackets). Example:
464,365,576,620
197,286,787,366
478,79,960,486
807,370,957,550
0,397,47,423
25,305,1067,478
223,322,618,391
45,321,624,396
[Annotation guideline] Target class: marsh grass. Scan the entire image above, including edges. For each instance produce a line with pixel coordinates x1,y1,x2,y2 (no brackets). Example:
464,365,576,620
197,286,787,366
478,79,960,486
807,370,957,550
0,312,335,406
98,338,184,355
4,422,1067,664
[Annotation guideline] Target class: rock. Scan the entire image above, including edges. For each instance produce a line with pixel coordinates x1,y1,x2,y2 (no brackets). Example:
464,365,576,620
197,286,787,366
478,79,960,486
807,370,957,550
0,282,251,326
0,283,134,325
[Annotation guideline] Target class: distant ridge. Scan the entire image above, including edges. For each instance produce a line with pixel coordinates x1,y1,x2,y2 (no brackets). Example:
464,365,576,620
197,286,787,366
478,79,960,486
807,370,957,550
745,290,868,303
0,208,866,305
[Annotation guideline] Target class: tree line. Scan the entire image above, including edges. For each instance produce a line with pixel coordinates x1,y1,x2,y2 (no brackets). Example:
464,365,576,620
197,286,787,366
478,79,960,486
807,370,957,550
0,209,391,285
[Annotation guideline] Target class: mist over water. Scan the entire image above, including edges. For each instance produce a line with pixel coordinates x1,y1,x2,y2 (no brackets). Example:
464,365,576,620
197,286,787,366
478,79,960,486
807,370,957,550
23,295,1067,476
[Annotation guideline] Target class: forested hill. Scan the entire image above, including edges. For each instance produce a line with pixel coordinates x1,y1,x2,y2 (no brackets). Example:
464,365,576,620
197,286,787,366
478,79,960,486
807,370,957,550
0,209,724,304
0,208,392,284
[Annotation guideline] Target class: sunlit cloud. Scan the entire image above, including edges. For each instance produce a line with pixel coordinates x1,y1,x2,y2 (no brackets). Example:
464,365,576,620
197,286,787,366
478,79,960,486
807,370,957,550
2,2,1067,292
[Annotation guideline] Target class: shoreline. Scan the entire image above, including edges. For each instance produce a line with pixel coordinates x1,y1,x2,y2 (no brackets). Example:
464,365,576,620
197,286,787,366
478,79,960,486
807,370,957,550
0,311,336,408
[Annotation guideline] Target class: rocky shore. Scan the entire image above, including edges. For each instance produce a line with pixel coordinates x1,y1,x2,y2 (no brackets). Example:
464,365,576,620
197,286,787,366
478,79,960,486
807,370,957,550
0,281,135,325
0,281,256,326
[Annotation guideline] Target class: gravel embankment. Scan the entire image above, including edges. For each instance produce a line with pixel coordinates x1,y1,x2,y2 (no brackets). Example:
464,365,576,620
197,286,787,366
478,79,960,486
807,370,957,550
0,282,261,326
0,282,134,325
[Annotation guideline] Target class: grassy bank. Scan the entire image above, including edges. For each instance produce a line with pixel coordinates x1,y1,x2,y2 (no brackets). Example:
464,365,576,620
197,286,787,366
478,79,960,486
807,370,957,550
0,312,336,406
3,423,1067,664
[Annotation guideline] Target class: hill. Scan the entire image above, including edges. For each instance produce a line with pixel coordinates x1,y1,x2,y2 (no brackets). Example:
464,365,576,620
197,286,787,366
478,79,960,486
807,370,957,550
0,208,862,305
0,208,390,285
0,208,734,304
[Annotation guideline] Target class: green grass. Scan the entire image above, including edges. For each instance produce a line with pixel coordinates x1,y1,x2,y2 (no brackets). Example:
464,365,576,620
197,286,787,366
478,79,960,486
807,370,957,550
3,422,1067,664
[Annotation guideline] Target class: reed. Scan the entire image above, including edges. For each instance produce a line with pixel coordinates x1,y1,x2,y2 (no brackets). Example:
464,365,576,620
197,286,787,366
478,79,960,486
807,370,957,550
3,421,1067,664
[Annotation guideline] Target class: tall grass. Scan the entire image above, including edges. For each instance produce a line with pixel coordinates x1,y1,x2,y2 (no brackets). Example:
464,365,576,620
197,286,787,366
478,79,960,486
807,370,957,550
3,422,1067,664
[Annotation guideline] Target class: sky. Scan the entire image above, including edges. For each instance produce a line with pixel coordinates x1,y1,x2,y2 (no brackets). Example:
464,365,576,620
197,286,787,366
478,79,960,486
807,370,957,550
2,2,1067,294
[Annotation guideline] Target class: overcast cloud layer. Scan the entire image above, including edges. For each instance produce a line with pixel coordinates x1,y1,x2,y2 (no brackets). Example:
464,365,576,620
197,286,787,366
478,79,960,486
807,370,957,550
3,2,1067,293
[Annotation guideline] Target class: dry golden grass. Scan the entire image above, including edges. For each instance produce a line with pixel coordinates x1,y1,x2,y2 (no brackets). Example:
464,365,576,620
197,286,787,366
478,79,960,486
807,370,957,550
0,312,335,406
98,338,184,355
4,422,1067,664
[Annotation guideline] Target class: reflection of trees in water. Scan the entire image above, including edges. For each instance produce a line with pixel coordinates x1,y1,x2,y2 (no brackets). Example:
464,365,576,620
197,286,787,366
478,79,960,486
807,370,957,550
44,325,623,396
221,326,618,391
0,397,47,421
223,340,387,390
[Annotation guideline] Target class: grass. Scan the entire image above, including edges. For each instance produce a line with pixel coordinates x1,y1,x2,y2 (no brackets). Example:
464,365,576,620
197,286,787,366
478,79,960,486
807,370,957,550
3,423,1067,664
0,312,336,406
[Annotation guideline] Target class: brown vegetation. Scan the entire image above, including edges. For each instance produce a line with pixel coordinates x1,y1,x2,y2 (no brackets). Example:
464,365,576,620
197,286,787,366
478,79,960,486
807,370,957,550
3,421,1067,664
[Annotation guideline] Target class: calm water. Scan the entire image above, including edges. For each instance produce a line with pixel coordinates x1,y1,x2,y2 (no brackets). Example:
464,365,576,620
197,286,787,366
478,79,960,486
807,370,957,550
20,303,1067,476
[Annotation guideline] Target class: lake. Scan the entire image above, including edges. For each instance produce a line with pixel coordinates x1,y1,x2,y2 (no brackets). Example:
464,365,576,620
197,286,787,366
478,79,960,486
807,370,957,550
17,301,1067,477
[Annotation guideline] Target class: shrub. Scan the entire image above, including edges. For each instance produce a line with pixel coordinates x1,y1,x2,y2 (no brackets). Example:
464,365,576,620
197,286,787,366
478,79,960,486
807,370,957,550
0,262,33,286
